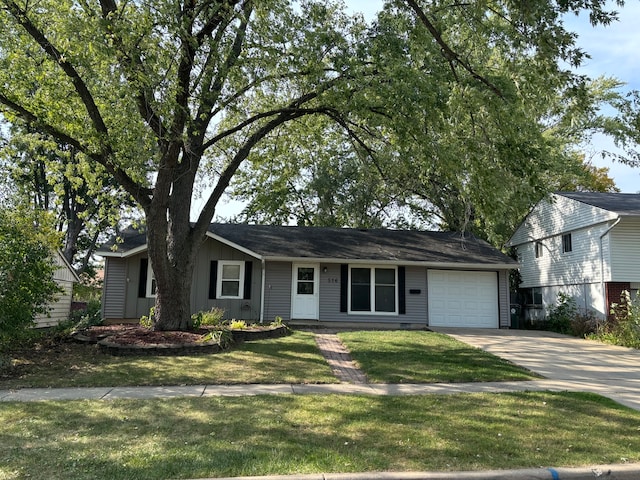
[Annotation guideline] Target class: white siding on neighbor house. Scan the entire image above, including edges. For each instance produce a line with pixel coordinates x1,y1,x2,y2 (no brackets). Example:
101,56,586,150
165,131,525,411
509,194,617,247
35,251,78,327
516,223,611,288
609,218,640,283
35,281,74,327
535,282,606,318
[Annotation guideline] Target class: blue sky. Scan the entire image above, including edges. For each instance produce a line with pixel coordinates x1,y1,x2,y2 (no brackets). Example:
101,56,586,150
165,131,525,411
346,0,640,193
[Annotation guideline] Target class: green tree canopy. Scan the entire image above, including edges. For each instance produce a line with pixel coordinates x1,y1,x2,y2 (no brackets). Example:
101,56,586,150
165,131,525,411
0,122,136,276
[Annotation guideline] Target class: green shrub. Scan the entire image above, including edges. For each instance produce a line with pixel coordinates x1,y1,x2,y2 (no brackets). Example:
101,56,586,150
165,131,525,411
569,311,599,338
67,299,103,330
592,291,640,349
546,292,577,334
191,307,225,329
270,316,284,327
229,319,247,330
199,329,234,348
0,208,61,350
140,307,155,329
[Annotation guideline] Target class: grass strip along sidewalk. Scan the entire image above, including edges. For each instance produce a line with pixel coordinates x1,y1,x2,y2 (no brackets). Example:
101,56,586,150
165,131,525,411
1,392,639,479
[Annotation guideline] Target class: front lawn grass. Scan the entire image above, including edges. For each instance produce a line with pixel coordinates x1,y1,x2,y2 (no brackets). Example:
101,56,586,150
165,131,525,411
339,330,539,383
1,391,639,479
0,331,337,388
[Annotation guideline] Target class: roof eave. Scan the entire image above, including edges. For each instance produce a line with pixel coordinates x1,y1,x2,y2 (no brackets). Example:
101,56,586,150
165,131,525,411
96,244,148,258
263,256,517,269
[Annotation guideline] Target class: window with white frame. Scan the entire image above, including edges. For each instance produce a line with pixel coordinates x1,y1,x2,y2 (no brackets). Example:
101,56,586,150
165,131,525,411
217,261,244,299
146,261,156,298
349,266,397,314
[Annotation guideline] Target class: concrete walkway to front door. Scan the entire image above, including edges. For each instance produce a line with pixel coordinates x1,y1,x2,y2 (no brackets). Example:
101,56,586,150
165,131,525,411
432,328,640,411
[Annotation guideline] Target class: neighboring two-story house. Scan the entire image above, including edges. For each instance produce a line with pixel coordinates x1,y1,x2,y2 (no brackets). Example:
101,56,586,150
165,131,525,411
507,192,640,320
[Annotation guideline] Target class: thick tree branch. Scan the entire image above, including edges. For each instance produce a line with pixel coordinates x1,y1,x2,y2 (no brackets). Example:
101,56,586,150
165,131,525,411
99,0,169,147
195,1,253,137
195,106,330,235
403,0,504,99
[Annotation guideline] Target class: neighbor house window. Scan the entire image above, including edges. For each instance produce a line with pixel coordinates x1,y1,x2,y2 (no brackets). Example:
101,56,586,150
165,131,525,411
349,266,397,314
217,261,244,299
146,262,156,298
535,241,543,258
524,287,542,305
562,233,572,253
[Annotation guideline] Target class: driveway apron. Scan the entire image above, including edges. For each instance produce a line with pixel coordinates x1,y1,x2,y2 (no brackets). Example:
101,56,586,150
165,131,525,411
432,328,640,411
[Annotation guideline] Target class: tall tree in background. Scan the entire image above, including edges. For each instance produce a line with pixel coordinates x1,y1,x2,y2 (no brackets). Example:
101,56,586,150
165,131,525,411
0,0,635,330
233,3,629,245
1,123,135,276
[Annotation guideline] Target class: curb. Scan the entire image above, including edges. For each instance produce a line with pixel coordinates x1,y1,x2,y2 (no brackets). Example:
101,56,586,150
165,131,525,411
199,463,640,480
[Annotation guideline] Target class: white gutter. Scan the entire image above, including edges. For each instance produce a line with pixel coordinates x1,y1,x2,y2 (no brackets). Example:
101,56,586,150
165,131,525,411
600,217,622,315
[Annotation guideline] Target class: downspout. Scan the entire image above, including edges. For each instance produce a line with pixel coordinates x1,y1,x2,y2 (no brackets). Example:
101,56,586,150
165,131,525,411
260,258,266,324
600,217,622,317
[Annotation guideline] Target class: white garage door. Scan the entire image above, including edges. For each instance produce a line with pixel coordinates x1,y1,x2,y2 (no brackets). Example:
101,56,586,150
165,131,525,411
428,270,499,328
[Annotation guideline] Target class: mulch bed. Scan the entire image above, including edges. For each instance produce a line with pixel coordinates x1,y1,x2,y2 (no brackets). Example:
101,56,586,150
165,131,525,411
73,324,289,356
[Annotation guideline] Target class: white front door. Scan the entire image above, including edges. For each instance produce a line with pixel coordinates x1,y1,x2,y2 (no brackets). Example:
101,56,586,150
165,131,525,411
291,264,319,319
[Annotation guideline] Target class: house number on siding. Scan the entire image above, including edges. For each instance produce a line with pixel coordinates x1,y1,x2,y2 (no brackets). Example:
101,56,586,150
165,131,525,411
327,278,339,284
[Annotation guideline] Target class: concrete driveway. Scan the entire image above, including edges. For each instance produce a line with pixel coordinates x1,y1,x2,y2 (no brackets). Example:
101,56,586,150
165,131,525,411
432,328,640,411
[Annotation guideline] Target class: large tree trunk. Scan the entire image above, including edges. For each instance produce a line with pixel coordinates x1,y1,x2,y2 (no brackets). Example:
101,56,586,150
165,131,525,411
144,156,206,331
147,220,202,331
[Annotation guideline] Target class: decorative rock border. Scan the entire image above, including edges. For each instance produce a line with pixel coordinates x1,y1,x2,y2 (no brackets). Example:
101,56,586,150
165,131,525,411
73,324,290,356
97,337,226,356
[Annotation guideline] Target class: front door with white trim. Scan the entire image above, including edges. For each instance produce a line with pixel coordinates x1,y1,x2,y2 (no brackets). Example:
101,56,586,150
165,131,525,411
291,264,319,319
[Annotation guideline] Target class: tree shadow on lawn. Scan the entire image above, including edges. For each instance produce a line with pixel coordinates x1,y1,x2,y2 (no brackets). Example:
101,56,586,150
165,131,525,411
2,392,639,480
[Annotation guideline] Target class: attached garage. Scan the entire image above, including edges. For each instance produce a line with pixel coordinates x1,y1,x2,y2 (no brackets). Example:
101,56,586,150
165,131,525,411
428,270,499,328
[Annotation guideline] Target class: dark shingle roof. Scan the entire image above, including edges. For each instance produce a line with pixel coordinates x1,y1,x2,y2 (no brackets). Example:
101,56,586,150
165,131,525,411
557,192,640,216
99,224,516,267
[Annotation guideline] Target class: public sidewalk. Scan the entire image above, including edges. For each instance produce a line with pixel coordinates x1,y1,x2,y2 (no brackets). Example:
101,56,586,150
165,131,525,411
0,378,591,402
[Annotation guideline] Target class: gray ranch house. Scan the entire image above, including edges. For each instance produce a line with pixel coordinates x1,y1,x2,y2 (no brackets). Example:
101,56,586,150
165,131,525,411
98,224,517,329
507,192,640,321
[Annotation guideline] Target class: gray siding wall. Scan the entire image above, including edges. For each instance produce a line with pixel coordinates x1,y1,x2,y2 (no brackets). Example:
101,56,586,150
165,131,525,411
102,257,126,320
498,270,509,328
125,253,154,319
263,261,292,322
193,241,261,321
109,237,262,321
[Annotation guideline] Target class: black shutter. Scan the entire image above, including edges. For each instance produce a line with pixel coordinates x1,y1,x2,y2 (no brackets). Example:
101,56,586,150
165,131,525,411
398,266,406,314
209,260,218,299
340,264,348,312
138,258,148,298
243,261,253,299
